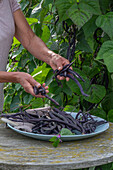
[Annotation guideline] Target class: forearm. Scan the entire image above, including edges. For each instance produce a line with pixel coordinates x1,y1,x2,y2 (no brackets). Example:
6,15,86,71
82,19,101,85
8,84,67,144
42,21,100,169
23,34,69,71
0,71,18,83
0,71,48,97
24,35,54,65
14,9,69,70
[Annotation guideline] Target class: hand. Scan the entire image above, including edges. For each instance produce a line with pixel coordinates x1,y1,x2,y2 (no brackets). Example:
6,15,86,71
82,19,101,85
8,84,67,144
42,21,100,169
49,52,70,81
15,72,49,97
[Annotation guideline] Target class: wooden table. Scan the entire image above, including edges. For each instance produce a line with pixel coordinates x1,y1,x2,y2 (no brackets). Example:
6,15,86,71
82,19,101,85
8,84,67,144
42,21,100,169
0,120,112,170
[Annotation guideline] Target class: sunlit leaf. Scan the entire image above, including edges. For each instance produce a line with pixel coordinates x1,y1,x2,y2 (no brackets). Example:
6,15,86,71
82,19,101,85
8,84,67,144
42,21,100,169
96,12,113,40
97,40,113,72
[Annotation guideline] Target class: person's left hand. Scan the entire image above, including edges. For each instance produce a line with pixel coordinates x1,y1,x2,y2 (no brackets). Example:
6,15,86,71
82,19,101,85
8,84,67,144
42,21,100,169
49,52,71,81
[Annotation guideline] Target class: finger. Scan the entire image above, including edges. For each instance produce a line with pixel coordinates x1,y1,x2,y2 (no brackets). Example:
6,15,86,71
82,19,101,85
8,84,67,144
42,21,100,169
58,66,62,71
28,75,41,88
50,57,66,70
45,86,49,90
57,75,65,80
56,60,66,70
42,83,47,88
70,66,72,69
45,90,49,93
66,77,69,81
23,82,36,96
42,83,45,86
42,83,49,90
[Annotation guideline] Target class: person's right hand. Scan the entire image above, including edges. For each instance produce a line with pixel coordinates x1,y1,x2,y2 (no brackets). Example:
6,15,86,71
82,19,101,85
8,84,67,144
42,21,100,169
15,72,49,98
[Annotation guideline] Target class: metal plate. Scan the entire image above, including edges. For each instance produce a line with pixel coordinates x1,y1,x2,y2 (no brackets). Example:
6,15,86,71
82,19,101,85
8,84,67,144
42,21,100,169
7,112,109,141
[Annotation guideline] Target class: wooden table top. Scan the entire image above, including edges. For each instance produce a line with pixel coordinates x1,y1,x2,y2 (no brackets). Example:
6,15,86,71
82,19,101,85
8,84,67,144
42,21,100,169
0,120,112,170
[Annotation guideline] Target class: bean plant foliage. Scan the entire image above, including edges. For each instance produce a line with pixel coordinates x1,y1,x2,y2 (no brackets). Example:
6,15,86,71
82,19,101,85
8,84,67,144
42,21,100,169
3,0,113,124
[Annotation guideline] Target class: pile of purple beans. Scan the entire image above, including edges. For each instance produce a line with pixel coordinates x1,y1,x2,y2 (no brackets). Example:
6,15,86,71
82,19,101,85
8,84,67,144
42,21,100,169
0,107,107,135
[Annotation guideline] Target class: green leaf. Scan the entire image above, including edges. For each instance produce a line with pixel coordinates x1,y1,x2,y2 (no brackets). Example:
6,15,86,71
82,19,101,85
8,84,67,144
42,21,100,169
97,41,113,59
88,67,100,79
64,105,78,112
40,8,49,25
96,40,113,72
67,79,80,95
68,95,79,106
43,0,53,7
30,4,42,18
67,4,92,30
43,15,53,24
55,0,101,29
76,34,93,53
49,136,60,148
55,0,75,22
67,0,101,29
31,63,50,83
96,12,113,40
10,95,21,111
100,163,113,170
59,42,69,57
18,54,29,68
76,29,93,53
41,25,50,43
26,18,38,25
107,109,113,122
89,108,107,120
89,167,95,170
79,0,101,15
52,94,63,106
50,41,59,52
31,98,44,108
84,84,106,104
104,55,113,73
13,45,24,57
12,37,20,46
62,82,72,96
49,136,57,142
99,0,110,14
45,69,54,86
60,128,74,135
34,23,42,37
23,93,34,105
7,89,15,95
52,138,60,147
56,22,64,35
67,68,90,96
28,60,36,74
4,95,12,105
20,0,29,11
102,92,113,113
83,15,98,38
49,81,62,94
15,83,22,91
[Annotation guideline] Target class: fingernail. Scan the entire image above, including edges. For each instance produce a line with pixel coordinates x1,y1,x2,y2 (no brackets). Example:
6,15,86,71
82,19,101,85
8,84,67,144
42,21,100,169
36,84,41,88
